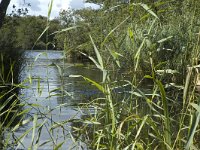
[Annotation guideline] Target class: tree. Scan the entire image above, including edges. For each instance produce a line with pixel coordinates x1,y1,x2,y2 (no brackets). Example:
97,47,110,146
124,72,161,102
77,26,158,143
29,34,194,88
0,0,11,28
0,0,30,28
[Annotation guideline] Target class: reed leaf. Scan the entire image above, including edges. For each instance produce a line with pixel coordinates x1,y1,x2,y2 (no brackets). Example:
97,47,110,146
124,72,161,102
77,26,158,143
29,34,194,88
185,102,200,150
80,52,102,71
48,0,54,20
101,16,130,47
89,35,104,70
31,115,38,148
69,75,105,93
34,120,47,149
50,26,78,35
183,67,193,107
156,79,172,148
54,141,65,150
108,47,123,67
32,26,49,49
138,3,159,19
157,36,173,43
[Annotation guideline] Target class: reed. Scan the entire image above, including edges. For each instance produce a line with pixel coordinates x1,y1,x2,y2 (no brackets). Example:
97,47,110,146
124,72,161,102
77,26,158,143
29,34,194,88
0,50,27,149
1,0,200,149
68,1,200,149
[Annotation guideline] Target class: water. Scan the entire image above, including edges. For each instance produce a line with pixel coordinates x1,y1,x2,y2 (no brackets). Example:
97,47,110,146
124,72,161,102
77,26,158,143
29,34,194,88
12,50,102,150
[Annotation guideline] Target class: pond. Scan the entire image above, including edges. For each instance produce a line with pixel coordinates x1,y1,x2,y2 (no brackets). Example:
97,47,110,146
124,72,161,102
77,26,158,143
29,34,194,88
12,50,102,149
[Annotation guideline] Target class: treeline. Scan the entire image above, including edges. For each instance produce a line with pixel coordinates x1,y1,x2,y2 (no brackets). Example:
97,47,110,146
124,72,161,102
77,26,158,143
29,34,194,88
0,15,61,51
56,0,192,75
58,0,200,79
1,0,200,74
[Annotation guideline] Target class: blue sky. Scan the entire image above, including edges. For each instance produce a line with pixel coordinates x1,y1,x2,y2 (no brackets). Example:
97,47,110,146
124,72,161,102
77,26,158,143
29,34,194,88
7,0,99,18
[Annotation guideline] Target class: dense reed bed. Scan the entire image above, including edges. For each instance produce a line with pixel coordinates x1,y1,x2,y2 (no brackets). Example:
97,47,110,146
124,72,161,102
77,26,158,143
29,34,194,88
69,1,200,149
1,0,200,149
0,49,24,149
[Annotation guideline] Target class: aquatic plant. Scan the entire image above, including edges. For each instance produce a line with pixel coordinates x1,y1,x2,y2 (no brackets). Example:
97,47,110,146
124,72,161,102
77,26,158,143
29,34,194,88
68,1,200,149
1,0,200,149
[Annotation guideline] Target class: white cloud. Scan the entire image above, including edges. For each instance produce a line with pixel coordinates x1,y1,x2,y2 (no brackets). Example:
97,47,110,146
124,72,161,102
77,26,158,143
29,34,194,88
7,0,100,18
85,2,100,9
70,0,84,9
7,0,71,18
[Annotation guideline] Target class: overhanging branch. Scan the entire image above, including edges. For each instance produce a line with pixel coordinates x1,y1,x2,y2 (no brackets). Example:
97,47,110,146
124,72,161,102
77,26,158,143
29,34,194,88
0,0,11,28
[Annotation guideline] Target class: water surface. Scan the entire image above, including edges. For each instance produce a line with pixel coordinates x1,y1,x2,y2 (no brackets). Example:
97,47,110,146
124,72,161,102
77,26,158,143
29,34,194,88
14,50,101,149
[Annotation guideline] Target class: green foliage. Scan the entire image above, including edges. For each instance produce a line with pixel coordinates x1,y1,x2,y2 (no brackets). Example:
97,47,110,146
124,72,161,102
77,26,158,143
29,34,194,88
63,0,200,149
1,0,200,149
54,0,199,79
0,52,28,149
0,15,61,51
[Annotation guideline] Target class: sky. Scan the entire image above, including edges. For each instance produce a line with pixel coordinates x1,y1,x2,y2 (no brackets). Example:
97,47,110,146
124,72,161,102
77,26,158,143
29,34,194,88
7,0,99,18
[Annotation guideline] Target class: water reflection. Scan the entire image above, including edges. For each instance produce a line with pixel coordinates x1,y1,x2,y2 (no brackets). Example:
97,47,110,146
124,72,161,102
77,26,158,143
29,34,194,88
14,50,101,149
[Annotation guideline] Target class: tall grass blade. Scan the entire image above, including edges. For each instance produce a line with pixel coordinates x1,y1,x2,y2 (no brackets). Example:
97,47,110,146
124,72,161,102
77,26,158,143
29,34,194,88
32,26,49,49
157,36,173,43
108,47,123,67
54,141,65,150
50,26,78,35
185,102,200,150
31,115,38,148
139,3,159,19
69,75,105,93
89,35,104,70
80,52,102,71
134,19,156,71
183,67,193,107
101,16,130,47
48,0,54,20
156,80,172,148
34,119,47,149
15,128,33,149
134,38,146,71
84,76,105,93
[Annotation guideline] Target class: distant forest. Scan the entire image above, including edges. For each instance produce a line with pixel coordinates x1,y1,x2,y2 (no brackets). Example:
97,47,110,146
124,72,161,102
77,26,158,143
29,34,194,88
0,15,61,50
0,7,104,55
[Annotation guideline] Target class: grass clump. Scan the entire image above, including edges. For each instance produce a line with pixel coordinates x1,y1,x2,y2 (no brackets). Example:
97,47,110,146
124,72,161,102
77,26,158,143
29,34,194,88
67,0,200,149
0,51,26,149
2,0,200,149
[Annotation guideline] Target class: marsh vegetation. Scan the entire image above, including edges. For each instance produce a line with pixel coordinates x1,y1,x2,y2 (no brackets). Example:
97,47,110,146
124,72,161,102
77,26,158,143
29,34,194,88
1,0,200,149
